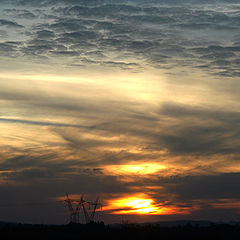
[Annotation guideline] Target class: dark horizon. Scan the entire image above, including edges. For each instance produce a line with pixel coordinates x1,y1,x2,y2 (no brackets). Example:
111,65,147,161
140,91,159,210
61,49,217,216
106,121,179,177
1,0,240,224
1,220,240,240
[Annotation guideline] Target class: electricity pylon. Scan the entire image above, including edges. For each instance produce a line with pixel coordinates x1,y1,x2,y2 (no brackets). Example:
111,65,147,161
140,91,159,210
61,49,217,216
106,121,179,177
64,194,102,224
64,193,81,223
85,197,102,223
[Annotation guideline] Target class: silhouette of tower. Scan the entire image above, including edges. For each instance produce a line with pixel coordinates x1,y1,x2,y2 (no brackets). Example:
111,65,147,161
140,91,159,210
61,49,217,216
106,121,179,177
64,193,81,223
64,193,102,224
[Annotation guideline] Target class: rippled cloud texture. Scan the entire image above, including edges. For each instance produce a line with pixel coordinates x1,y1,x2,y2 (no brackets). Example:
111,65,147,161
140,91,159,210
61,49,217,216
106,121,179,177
0,0,240,224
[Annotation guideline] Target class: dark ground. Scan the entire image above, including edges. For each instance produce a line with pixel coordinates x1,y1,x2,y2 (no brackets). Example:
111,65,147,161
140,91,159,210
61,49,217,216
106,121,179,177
1,221,240,240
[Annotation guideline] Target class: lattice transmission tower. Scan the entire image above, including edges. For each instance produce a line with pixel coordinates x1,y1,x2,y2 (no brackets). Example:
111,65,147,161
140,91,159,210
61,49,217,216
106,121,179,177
64,193,102,224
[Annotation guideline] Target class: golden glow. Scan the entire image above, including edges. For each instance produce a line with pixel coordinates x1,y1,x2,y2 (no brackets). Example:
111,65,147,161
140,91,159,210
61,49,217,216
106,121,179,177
104,162,167,176
103,194,190,215
0,70,166,103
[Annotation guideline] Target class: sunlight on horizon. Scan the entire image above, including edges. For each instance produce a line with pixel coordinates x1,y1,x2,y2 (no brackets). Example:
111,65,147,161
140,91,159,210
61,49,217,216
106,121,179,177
103,194,191,216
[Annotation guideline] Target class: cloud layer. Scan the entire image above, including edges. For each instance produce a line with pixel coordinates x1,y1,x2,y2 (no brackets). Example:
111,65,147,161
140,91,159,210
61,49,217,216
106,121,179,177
0,0,240,75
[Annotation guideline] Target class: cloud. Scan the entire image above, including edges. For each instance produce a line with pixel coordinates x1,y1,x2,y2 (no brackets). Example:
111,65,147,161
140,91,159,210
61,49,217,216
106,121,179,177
0,19,24,28
35,30,55,39
0,117,92,129
3,9,36,19
1,76,240,161
0,1,239,76
157,102,240,155
11,0,240,6
164,173,240,201
0,41,22,57
0,30,7,37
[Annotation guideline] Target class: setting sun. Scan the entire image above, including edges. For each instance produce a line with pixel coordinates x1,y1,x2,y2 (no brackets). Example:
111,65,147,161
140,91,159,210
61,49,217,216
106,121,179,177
103,195,184,215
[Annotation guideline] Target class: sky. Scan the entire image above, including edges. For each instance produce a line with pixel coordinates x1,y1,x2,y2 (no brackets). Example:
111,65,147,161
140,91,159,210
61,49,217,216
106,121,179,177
0,0,240,224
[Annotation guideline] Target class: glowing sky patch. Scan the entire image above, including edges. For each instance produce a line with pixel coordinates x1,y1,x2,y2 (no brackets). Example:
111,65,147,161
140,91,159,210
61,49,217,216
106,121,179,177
104,162,167,176
103,194,191,216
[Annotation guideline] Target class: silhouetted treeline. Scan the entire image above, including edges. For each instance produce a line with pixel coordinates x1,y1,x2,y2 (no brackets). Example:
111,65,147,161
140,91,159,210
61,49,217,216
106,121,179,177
1,221,240,239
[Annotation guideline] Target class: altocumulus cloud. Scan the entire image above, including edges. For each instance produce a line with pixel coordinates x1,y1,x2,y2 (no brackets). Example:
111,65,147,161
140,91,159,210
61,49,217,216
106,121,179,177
0,0,240,75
